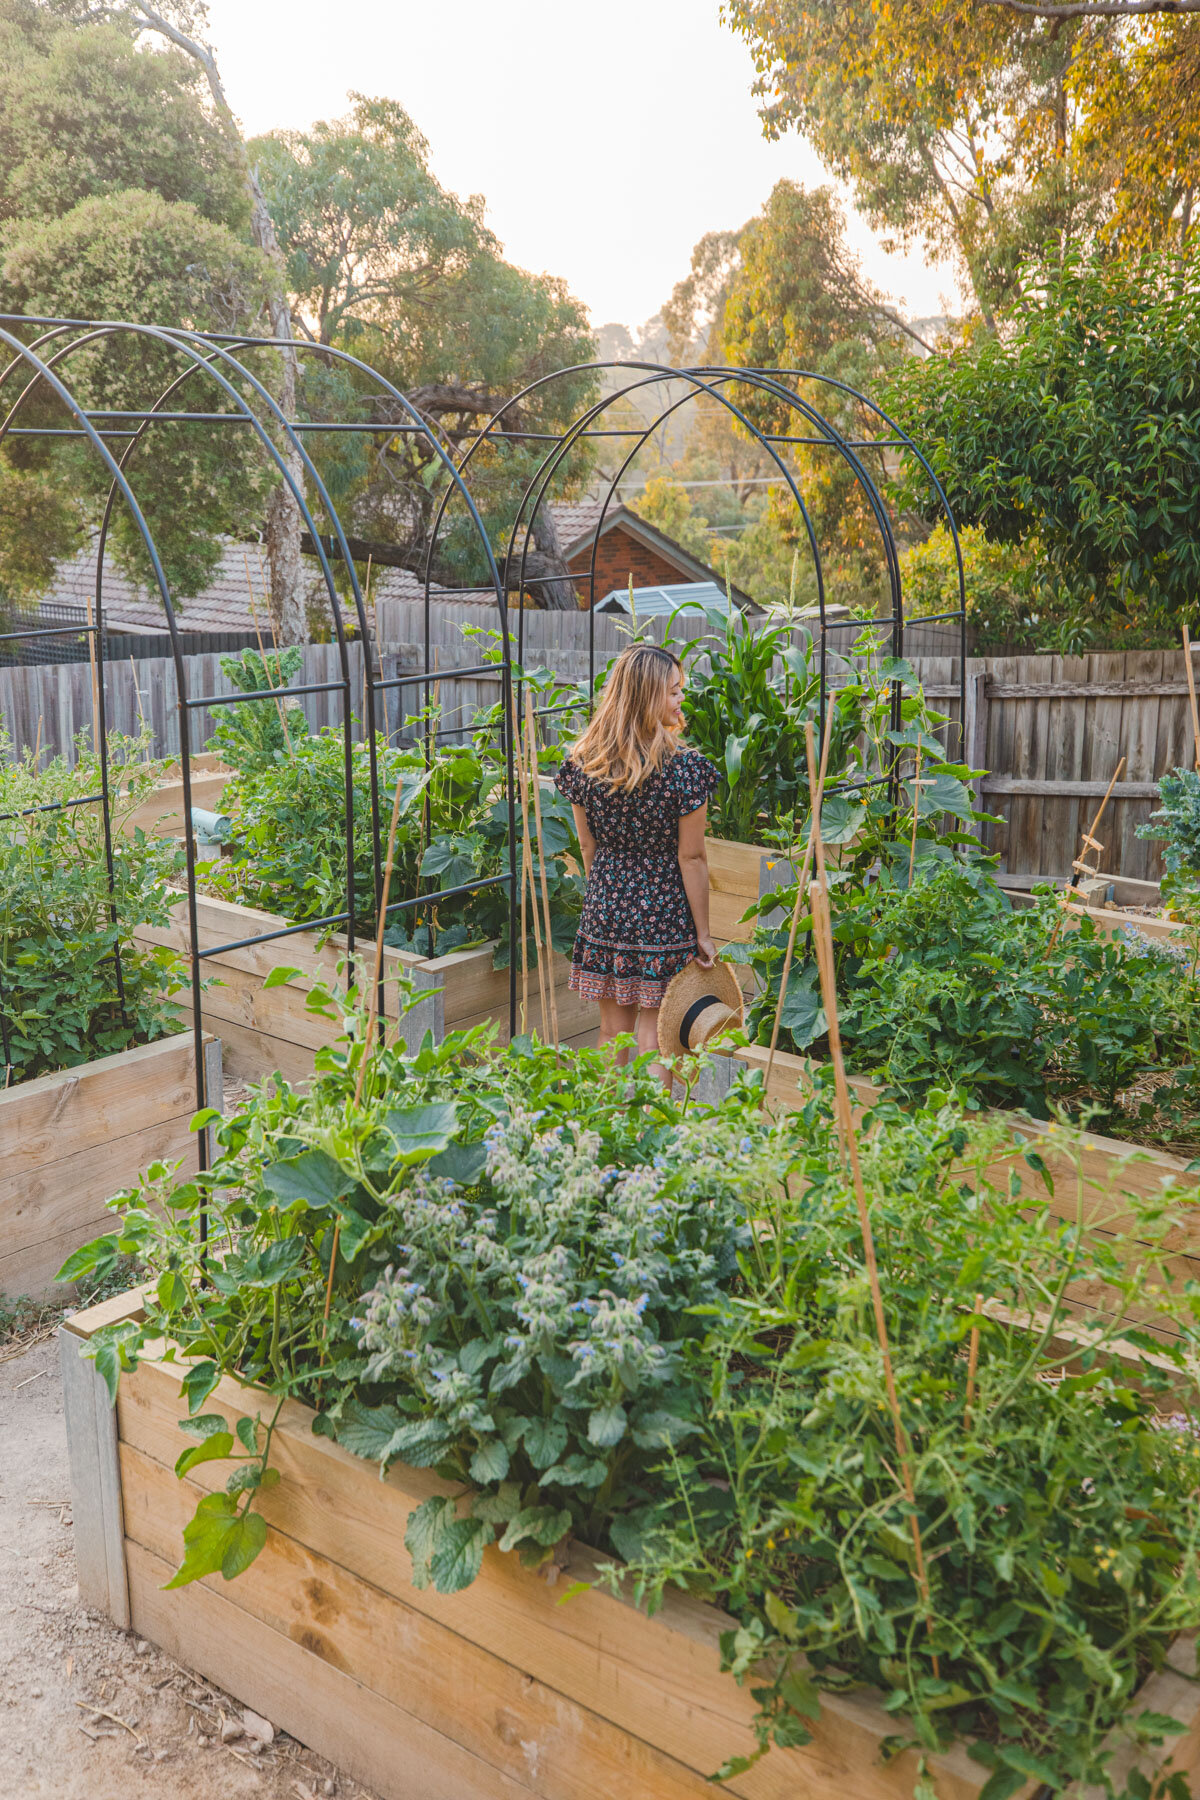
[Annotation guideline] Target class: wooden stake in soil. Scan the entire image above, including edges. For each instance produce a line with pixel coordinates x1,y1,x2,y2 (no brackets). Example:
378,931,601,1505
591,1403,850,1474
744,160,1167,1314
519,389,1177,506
804,721,938,1662
964,1295,983,1431
907,743,923,889
524,688,560,1046
1184,624,1200,772
510,691,549,1040
82,583,101,759
129,657,149,750
1051,755,1126,948
765,701,835,1098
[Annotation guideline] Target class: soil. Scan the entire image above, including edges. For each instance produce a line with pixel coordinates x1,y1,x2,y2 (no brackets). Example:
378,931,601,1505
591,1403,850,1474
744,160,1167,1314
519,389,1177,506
0,1331,377,1800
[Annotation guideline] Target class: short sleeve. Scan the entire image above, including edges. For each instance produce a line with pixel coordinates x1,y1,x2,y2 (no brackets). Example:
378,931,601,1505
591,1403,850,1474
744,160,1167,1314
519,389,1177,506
671,751,720,818
554,757,588,804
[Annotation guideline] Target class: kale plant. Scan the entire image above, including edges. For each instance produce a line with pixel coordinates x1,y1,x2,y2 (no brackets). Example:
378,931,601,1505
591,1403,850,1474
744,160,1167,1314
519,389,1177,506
1138,767,1200,895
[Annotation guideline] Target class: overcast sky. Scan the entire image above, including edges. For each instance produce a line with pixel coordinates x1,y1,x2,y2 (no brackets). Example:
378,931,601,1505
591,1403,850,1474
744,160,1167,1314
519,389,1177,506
201,0,960,331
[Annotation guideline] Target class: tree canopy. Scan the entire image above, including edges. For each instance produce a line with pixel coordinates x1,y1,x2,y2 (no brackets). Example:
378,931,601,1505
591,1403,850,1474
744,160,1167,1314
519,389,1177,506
884,247,1200,643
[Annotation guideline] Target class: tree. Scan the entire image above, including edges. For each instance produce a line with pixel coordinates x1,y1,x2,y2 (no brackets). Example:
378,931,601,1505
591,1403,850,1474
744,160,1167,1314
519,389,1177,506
723,0,1109,324
253,99,597,608
1,187,275,599
883,247,1200,640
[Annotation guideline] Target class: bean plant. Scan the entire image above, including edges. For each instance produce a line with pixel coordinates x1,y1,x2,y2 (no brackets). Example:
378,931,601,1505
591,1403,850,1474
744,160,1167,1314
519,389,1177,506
1138,768,1200,900
0,728,185,1084
63,991,1200,1798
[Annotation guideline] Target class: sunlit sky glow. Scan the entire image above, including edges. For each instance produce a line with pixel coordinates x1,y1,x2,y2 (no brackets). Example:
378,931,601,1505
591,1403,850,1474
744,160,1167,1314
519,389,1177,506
201,0,961,332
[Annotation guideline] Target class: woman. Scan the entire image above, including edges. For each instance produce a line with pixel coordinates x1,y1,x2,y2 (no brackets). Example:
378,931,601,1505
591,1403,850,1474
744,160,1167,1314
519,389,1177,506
555,643,719,1082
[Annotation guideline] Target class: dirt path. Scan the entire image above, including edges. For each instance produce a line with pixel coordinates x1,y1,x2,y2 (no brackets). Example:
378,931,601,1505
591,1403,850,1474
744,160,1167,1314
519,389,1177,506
0,1332,376,1800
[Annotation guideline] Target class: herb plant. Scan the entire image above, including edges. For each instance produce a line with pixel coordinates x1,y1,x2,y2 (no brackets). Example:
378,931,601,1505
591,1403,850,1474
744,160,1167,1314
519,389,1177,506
63,995,1200,1796
0,729,185,1084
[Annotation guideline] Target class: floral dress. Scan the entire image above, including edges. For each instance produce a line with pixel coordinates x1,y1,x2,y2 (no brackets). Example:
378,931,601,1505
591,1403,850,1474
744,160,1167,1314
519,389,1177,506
554,749,720,1008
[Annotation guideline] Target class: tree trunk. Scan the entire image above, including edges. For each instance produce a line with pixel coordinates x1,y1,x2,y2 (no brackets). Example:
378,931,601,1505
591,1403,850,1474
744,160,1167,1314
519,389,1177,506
131,4,307,642
526,505,578,611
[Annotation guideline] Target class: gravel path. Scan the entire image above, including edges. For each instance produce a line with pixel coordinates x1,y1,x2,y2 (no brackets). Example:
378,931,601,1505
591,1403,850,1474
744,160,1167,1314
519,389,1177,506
0,1332,375,1800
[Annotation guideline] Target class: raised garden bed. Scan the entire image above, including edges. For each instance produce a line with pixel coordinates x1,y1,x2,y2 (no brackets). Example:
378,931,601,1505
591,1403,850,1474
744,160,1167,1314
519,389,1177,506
119,751,232,840
134,891,589,1085
726,1041,1199,1344
0,1031,219,1300
61,1288,1200,1800
707,837,794,947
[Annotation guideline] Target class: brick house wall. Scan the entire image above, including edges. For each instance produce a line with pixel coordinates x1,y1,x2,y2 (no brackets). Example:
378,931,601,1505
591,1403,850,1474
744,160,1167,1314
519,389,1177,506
566,525,692,608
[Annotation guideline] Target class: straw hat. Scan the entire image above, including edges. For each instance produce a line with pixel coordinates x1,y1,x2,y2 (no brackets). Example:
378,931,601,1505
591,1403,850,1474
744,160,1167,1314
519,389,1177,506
658,959,745,1057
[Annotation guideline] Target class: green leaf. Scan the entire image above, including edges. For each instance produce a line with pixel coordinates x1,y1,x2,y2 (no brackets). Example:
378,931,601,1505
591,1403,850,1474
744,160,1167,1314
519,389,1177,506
430,1516,492,1593
162,1491,267,1588
428,1139,488,1185
764,1591,799,1639
55,1235,119,1284
181,1361,220,1416
262,965,304,989
189,1107,222,1133
334,1398,407,1461
587,1403,628,1448
261,1149,355,1211
156,1268,188,1313
405,1494,456,1590
520,1416,569,1469
175,1432,235,1479
382,1101,459,1164
498,1505,573,1553
235,1416,260,1455
779,1668,821,1721
469,1439,511,1483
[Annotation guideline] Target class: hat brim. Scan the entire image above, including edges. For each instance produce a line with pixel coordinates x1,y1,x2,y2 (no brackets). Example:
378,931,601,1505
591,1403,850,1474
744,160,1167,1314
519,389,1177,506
657,959,745,1058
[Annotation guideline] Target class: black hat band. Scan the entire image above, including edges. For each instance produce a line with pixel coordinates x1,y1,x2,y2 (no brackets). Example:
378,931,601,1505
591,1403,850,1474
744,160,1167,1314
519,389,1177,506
679,994,722,1050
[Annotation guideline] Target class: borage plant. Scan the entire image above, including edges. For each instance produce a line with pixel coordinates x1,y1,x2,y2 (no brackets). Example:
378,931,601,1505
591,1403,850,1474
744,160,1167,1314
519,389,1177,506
63,986,1200,1794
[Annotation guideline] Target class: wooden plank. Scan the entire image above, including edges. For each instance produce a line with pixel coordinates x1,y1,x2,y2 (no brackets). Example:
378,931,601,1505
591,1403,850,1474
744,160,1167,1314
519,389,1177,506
0,1031,199,1176
0,1210,120,1300
1084,1634,1200,1799
126,1541,533,1800
987,681,1198,700
110,1350,987,1800
981,778,1160,799
59,1323,129,1628
122,1445,722,1800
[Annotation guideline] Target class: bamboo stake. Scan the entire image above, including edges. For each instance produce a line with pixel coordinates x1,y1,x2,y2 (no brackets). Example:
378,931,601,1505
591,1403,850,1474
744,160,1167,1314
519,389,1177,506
1050,755,1125,948
764,700,834,1098
129,657,149,748
804,722,938,1664
33,714,42,770
524,688,560,1045
1184,625,1200,772
511,691,548,1039
323,756,409,1339
907,743,923,889
82,584,100,758
964,1295,983,1430
510,704,530,1034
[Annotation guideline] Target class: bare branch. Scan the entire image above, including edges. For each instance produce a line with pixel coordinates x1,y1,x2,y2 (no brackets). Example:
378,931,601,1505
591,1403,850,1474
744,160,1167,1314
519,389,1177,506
976,0,1200,17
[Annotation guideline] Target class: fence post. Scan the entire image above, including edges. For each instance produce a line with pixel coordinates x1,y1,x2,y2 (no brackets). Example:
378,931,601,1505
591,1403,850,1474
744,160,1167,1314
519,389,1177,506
963,669,989,814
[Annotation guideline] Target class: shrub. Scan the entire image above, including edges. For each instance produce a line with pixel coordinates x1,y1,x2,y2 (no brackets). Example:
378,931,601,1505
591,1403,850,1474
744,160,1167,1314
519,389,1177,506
0,730,185,1083
1138,768,1200,896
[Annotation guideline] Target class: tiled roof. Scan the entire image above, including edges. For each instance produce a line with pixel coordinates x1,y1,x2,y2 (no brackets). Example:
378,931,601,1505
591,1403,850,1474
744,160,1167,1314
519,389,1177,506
45,501,708,632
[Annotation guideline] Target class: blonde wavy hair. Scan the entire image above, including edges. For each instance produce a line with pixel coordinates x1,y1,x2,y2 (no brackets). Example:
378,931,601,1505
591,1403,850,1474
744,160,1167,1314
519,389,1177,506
569,644,684,792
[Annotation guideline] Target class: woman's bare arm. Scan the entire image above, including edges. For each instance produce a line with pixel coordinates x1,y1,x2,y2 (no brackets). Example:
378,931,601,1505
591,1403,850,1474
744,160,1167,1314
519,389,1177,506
572,802,596,879
678,802,715,967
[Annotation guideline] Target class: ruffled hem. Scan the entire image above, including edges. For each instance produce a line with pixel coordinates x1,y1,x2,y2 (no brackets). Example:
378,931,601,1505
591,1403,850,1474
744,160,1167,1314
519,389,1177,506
568,967,673,1008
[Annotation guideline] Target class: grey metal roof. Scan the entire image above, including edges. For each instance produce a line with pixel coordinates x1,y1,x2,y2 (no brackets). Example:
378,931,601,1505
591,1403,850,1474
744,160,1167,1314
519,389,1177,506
595,581,740,618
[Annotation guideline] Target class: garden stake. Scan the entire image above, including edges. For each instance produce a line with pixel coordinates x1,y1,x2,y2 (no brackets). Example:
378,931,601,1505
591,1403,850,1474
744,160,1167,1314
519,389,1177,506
129,657,149,749
511,690,548,1039
804,722,938,1667
524,688,560,1045
1184,624,1200,771
764,699,835,1099
964,1295,983,1429
82,583,100,758
1052,755,1125,948
907,743,923,888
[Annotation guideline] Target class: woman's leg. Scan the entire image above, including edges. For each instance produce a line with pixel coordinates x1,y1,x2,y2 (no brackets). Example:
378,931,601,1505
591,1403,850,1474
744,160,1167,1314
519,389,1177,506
635,1006,671,1092
598,997,638,1064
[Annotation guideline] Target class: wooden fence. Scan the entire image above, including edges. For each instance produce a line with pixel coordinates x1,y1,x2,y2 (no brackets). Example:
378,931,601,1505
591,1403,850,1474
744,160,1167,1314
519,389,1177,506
2,620,1190,884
